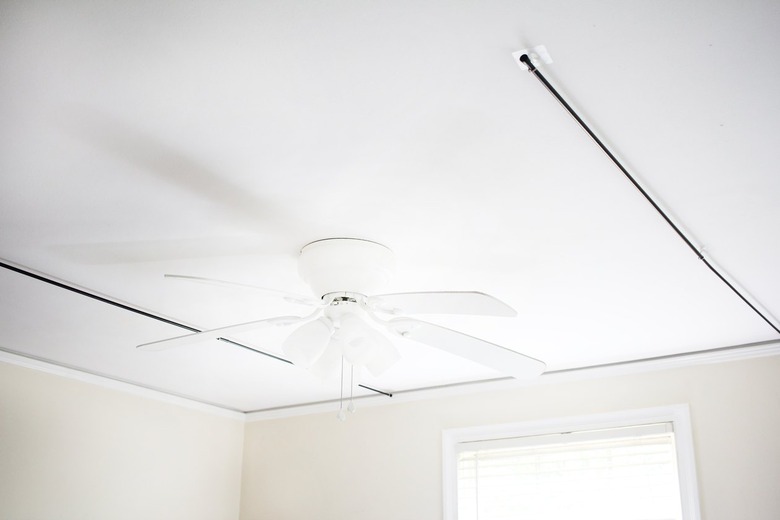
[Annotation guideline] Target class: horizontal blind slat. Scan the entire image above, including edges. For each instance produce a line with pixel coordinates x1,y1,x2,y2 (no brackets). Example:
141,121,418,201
457,426,682,520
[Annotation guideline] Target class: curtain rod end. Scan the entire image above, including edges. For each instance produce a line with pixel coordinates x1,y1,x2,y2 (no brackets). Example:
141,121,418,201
512,45,552,72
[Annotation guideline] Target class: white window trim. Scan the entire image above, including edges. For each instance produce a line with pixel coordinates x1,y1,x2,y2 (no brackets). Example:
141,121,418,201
442,404,701,520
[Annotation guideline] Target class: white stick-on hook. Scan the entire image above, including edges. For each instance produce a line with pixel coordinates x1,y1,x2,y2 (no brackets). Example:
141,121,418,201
513,45,553,70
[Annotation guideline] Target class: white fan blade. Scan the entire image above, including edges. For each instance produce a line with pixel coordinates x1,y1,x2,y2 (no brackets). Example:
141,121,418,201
137,315,306,351
164,274,318,307
387,318,545,379
368,291,517,317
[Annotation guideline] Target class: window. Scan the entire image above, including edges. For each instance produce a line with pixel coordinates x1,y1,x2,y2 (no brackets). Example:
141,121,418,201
443,405,700,520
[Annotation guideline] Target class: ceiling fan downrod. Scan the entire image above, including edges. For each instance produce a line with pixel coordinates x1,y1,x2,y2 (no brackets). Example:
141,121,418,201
517,53,780,335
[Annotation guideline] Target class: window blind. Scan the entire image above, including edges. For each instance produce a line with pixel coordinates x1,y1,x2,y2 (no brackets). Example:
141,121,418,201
456,422,683,520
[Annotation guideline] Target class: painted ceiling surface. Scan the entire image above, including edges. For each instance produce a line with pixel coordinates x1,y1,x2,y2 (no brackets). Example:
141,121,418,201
1,0,779,412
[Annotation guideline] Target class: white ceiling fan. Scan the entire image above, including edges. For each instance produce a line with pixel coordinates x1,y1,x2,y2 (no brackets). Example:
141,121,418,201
137,238,546,381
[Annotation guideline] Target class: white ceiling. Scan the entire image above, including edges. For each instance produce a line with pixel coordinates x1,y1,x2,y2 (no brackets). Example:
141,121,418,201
2,0,779,413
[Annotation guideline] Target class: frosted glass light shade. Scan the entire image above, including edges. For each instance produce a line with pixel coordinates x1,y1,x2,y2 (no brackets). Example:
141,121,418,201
309,339,344,381
285,311,402,379
364,330,400,377
338,314,400,375
339,314,374,366
342,336,376,366
282,317,333,368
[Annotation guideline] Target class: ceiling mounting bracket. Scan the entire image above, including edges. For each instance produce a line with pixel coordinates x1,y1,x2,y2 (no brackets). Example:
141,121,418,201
515,53,780,335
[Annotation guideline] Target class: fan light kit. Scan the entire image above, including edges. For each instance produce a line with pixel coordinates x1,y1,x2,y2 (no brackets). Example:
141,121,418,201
137,237,546,419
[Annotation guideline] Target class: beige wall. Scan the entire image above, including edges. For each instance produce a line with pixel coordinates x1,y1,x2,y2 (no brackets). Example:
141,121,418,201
240,356,780,520
2,356,777,520
0,362,245,520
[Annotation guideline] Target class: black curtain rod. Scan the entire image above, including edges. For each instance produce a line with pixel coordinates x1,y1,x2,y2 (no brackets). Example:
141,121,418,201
518,54,780,335
359,384,393,397
0,259,289,358
0,260,200,332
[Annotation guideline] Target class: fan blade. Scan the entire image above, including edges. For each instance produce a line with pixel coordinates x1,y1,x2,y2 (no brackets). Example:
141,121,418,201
386,318,545,379
368,291,517,317
165,274,318,307
137,315,305,351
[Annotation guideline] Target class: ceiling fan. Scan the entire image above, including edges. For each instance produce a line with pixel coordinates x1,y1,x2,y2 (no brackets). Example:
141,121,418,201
137,238,546,382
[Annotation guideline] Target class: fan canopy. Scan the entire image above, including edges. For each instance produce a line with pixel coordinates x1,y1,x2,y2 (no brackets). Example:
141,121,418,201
298,238,395,297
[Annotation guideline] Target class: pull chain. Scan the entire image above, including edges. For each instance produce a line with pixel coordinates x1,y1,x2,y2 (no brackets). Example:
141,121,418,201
337,359,358,420
337,356,346,421
348,364,356,413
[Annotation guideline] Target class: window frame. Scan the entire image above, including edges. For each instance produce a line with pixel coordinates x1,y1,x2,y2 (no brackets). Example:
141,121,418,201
442,404,701,520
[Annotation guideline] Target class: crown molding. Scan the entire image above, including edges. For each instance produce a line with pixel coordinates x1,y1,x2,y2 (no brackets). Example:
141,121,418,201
244,338,780,421
0,349,245,421
3,339,779,422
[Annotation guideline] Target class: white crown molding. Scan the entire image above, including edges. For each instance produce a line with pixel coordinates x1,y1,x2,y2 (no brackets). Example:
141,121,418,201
0,349,245,422
244,339,780,421
3,339,778,422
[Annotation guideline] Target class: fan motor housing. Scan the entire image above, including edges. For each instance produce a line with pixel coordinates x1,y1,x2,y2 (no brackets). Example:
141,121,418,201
298,238,395,297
